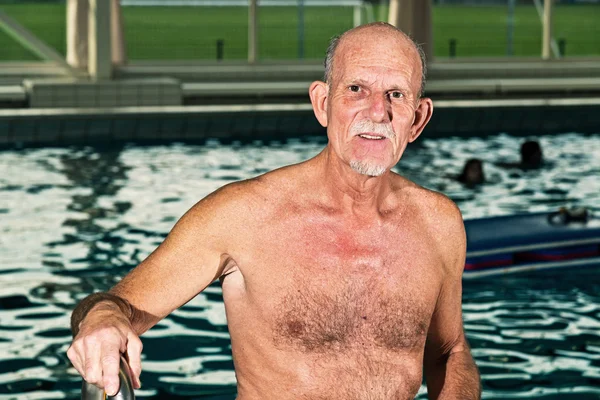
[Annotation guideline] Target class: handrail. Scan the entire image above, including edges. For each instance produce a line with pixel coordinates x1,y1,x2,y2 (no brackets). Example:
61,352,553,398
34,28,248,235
81,356,135,400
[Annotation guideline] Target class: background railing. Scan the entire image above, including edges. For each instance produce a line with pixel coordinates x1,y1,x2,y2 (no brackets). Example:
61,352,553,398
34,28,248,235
0,0,598,63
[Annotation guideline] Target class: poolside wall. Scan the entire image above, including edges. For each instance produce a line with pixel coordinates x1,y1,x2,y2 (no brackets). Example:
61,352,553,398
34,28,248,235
1,98,599,147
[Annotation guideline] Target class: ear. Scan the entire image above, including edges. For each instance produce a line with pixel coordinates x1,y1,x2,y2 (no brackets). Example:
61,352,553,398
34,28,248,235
408,97,433,143
309,81,328,127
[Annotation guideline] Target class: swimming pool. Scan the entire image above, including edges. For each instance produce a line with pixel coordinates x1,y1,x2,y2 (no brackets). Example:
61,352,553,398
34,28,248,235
0,132,599,399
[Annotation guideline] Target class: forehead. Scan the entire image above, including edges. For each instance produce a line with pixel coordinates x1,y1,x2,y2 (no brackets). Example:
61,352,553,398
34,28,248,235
333,28,421,86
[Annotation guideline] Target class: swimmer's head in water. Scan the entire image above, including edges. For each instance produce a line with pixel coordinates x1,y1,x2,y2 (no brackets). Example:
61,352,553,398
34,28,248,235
458,158,484,185
520,140,543,168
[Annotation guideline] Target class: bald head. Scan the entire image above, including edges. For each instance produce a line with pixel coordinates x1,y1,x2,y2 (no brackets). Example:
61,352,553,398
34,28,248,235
324,22,427,98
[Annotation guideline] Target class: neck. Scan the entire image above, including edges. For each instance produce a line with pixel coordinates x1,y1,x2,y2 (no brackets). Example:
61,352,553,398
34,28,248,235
314,146,394,214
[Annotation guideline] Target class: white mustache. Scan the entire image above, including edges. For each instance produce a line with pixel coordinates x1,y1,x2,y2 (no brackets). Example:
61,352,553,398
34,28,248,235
350,119,395,139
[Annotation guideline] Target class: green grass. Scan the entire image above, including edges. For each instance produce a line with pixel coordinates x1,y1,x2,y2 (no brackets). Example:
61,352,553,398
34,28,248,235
0,3,66,61
0,3,598,61
433,5,600,57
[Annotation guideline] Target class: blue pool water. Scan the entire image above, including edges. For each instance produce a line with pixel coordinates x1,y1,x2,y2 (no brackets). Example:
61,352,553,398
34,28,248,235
0,133,599,399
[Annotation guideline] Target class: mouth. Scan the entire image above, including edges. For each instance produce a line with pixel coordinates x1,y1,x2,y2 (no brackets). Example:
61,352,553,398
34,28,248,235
358,133,387,140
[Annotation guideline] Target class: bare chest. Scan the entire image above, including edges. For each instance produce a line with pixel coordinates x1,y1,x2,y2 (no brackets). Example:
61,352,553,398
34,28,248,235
247,219,442,354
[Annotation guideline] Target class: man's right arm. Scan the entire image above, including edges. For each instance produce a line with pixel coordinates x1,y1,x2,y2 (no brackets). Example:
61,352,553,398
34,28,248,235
67,182,251,395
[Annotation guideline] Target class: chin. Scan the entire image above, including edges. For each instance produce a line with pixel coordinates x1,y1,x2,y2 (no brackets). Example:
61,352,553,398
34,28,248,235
349,160,388,177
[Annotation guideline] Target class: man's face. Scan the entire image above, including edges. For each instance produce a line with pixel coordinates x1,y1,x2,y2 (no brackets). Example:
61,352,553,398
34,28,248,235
325,30,425,177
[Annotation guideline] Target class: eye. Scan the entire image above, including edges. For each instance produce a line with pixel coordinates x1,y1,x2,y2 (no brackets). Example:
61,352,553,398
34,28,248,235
389,91,404,100
349,85,360,92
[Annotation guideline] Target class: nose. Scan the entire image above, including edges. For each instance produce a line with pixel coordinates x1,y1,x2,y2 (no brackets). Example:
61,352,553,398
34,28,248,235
367,93,391,124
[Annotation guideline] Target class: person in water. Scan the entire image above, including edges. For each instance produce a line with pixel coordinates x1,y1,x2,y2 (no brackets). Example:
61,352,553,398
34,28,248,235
457,158,485,186
68,22,481,400
520,140,543,169
497,140,544,170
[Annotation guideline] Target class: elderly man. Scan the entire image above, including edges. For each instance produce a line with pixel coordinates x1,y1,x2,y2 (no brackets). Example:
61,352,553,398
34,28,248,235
68,22,481,399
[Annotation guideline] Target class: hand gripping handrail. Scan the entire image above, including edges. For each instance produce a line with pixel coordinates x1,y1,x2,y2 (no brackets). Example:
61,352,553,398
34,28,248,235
81,356,135,400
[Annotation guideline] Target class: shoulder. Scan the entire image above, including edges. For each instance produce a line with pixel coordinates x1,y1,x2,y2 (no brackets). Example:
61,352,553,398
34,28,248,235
392,173,461,222
393,175,466,274
186,163,303,224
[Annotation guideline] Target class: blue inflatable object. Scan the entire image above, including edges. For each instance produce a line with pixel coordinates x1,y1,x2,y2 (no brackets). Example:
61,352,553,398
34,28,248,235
463,208,600,279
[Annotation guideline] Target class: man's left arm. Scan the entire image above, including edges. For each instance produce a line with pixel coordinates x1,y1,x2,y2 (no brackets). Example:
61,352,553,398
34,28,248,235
423,203,481,400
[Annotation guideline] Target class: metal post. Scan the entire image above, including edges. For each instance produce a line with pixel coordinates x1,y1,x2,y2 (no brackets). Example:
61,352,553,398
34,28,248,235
449,39,456,58
67,0,88,69
388,0,432,61
542,0,553,60
248,0,258,64
88,0,112,80
387,0,401,27
297,0,304,59
507,0,515,56
558,38,565,57
353,5,361,27
111,0,127,66
217,39,224,61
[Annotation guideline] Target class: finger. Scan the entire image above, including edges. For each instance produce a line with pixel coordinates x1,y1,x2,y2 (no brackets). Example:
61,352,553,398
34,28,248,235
126,333,143,389
66,344,84,377
82,336,103,385
100,344,122,396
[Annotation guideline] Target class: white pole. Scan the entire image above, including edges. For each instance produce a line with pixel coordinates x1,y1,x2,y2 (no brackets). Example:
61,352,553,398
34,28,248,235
534,0,560,57
388,0,432,61
88,0,112,79
387,0,400,27
353,5,361,27
66,0,88,69
111,0,127,66
248,0,258,64
542,0,553,60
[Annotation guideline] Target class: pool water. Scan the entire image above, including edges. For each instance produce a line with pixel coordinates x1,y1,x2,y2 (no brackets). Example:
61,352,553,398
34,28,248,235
0,133,599,399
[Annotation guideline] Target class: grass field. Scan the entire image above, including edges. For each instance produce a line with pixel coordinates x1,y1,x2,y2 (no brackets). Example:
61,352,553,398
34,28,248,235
1,3,598,61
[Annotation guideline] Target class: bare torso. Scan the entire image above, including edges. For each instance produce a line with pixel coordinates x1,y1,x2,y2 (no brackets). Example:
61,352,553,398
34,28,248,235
218,161,446,399
68,24,480,399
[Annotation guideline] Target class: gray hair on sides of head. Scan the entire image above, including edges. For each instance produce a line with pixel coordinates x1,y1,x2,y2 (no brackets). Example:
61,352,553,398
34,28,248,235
323,22,428,98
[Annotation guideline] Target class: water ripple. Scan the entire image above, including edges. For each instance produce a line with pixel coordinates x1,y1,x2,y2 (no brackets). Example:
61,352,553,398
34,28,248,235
0,134,599,399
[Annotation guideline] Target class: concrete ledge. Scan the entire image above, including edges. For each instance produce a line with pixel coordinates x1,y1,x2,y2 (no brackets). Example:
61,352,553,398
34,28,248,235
183,81,311,96
22,77,182,108
4,58,600,85
2,97,599,118
425,77,600,95
0,62,74,85
0,103,314,118
3,77,600,107
2,77,600,105
0,85,26,102
181,78,600,98
117,59,600,82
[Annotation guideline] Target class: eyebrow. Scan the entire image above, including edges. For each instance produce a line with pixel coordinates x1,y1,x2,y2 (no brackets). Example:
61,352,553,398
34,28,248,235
343,77,410,93
343,78,372,86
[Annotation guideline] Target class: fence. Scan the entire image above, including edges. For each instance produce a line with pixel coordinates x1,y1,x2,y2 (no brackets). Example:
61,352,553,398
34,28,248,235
0,0,598,62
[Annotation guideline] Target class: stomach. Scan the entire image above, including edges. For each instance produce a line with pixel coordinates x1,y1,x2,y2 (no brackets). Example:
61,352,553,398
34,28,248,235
233,335,424,400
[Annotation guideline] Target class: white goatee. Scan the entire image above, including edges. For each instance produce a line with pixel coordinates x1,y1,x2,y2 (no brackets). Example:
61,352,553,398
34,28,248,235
349,160,386,177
